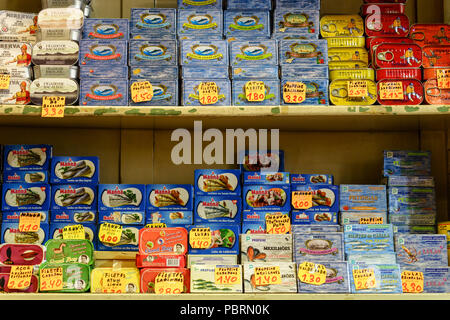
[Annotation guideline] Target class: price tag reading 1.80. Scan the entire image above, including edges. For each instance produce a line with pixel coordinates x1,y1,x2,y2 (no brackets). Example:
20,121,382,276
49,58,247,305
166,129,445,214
401,271,424,293
265,214,291,234
379,82,404,100
198,82,219,105
154,272,184,294
7,265,33,290
18,212,41,233
189,227,211,249
39,267,63,291
348,80,368,97
245,81,265,102
215,267,241,285
291,191,313,210
297,262,327,286
283,81,306,104
131,81,153,103
254,266,281,286
41,96,65,118
352,268,376,291
99,223,123,245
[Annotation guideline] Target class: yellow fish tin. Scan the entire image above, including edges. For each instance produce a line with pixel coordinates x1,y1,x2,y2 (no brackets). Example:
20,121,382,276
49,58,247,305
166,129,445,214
329,60,369,70
326,37,365,48
329,68,375,81
328,47,369,64
329,79,377,105
90,267,140,293
320,15,364,38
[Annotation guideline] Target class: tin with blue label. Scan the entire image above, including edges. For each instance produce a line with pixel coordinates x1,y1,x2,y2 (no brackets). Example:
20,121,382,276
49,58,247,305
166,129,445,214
242,221,266,234
51,210,97,224
130,8,176,38
347,252,397,265
291,184,339,213
96,225,141,251
340,211,387,225
227,0,271,10
49,222,98,249
231,66,279,80
274,9,320,37
294,232,345,263
243,172,290,185
292,211,338,225
129,79,179,106
3,171,48,184
194,169,241,196
276,0,321,10
177,10,223,38
1,222,49,246
290,174,333,185
2,211,49,224
239,150,284,172
232,79,280,106
194,196,241,224
340,184,387,213
297,261,350,293
389,213,436,226
129,39,178,66
224,10,271,39
349,264,403,294
182,66,229,79
230,40,278,66
178,0,223,10
51,184,97,211
385,176,435,188
279,39,328,65
3,145,52,172
188,224,240,255
182,79,231,106
98,211,145,225
180,40,228,66
80,65,129,78
131,66,178,80
98,184,146,212
419,267,450,293
79,40,128,66
82,18,129,40
383,150,431,177
243,184,291,212
50,156,99,184
281,65,329,79
394,225,436,234
292,225,341,233
146,210,193,225
242,210,290,223
146,184,194,211
281,79,329,105
344,224,395,255
80,78,128,106
2,183,51,211
388,187,436,216
395,234,448,268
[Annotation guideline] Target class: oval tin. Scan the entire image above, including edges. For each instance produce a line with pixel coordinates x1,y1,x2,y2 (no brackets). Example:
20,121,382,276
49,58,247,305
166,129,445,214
424,79,450,105
91,267,140,293
30,78,79,105
0,273,39,293
377,79,424,105
0,79,31,105
0,42,33,67
320,15,364,38
365,14,410,38
329,79,377,106
376,68,422,81
410,24,450,47
39,262,90,292
0,66,32,79
32,40,79,66
330,68,375,81
422,45,450,68
38,8,84,29
328,47,369,64
0,243,44,266
374,43,422,68
366,36,414,51
360,3,406,16
36,28,81,42
33,65,79,79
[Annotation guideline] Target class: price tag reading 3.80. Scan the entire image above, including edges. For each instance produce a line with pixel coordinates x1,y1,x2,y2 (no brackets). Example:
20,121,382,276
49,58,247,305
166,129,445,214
99,223,123,245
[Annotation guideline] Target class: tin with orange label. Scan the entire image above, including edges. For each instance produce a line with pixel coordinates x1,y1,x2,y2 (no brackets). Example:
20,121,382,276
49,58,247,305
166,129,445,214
139,268,190,294
424,79,450,105
422,45,450,68
376,68,422,81
423,67,449,81
361,3,406,17
365,14,410,38
410,24,450,47
138,227,188,256
377,79,423,105
374,43,422,68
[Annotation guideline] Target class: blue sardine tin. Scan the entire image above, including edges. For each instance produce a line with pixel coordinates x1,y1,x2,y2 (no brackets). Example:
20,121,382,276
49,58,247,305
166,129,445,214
181,66,229,79
182,79,231,106
188,224,241,255
79,40,128,66
80,78,128,106
96,225,141,251
51,184,97,211
130,9,176,38
3,171,48,184
146,184,194,211
243,210,290,222
279,39,328,65
292,211,338,225
394,225,436,234
293,232,344,263
226,0,272,10
281,65,329,79
178,0,223,9
230,40,278,66
146,210,193,225
98,184,146,211
180,40,228,66
194,169,241,196
290,174,333,185
340,185,387,213
276,0,321,10
344,224,395,255
129,79,179,106
349,264,403,294
415,267,450,293
243,185,290,212
239,150,284,172
194,196,242,224
388,187,436,215
395,234,448,268
2,211,49,224
231,66,279,79
2,183,51,211
291,184,339,213
82,18,129,40
129,39,178,66
242,221,267,234
1,222,49,246
98,211,145,225
389,213,436,226
232,79,280,106
49,222,98,248
243,172,290,185
130,66,178,80
3,145,52,171
281,79,329,105
51,210,97,224
177,10,223,38
224,10,271,39
383,150,432,177
292,225,341,233
80,65,129,78
273,33,319,40
297,261,350,293
385,175,435,188
274,9,320,37
347,252,397,265
50,156,99,184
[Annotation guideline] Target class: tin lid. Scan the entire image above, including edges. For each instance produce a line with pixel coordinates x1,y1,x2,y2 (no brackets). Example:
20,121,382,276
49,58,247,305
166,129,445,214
33,65,79,79
38,8,84,30
37,28,81,42
32,40,79,66
30,78,80,106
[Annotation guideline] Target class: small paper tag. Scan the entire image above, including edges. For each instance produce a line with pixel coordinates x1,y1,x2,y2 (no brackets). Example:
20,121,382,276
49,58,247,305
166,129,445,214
297,262,327,286
348,80,368,97
62,224,85,240
145,223,167,229
154,272,184,294
198,81,219,105
283,81,306,104
359,217,384,224
101,271,127,293
39,267,63,291
265,214,291,234
401,271,424,293
131,81,153,103
254,266,281,285
189,227,211,249
214,266,241,285
8,265,33,290
291,191,313,210
98,223,123,245
18,212,41,233
437,69,450,89
41,96,65,118
352,268,377,291
245,81,265,102
0,74,11,90
379,81,404,100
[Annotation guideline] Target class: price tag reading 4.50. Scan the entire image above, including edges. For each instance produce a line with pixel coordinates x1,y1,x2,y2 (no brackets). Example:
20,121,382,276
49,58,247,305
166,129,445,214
131,81,153,103
379,82,404,100
215,267,241,285
291,191,313,210
401,271,424,293
283,82,306,104
348,80,368,97
198,82,219,105
155,272,184,294
40,267,63,291
352,268,376,291
99,223,123,245
42,96,65,118
145,223,167,229
19,212,41,233
8,265,33,290
266,214,291,234
437,69,450,89
189,227,211,249
101,271,126,293
297,262,326,286
0,74,11,90
62,224,85,240
245,81,265,102
254,266,281,286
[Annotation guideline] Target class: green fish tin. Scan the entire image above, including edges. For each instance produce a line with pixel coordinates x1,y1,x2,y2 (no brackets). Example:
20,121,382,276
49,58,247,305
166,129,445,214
39,262,91,292
45,239,94,266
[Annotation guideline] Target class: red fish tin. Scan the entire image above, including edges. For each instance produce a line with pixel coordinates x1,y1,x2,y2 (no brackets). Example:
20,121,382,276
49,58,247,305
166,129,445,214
376,68,422,81
136,254,187,268
138,227,188,256
410,24,450,47
423,67,449,81
422,45,450,68
0,273,39,293
374,43,422,68
139,268,190,293
0,244,44,266
424,79,450,105
377,79,424,105
361,3,406,16
365,14,410,38
366,36,414,51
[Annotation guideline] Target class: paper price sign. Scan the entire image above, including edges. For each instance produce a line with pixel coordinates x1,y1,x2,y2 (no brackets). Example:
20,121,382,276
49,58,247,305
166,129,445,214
189,227,211,249
198,82,219,105
0,74,10,90
215,267,241,285
7,265,33,290
352,268,376,291
254,266,281,286
41,96,65,118
145,223,167,229
437,69,450,89
359,217,383,224
245,81,265,102
99,223,122,245
131,81,153,103
379,82,404,100
283,82,306,104
297,262,326,286
155,272,184,294
62,224,85,240
18,212,41,233
266,214,291,234
401,271,424,293
39,267,63,291
291,191,313,210
348,80,368,97
101,271,126,293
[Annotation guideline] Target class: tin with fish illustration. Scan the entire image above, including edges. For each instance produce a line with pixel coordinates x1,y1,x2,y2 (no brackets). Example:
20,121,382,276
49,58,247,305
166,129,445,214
344,224,394,255
98,184,145,212
340,185,387,213
330,68,375,81
243,172,290,185
326,37,365,49
279,39,327,65
80,78,128,106
51,184,97,211
291,184,339,213
1,222,49,246
4,171,48,184
297,261,350,293
239,150,284,172
79,39,127,66
293,232,344,263
367,36,414,56
243,184,290,212
365,14,409,38
384,150,431,177
195,196,241,224
82,18,129,40
374,43,422,68
146,210,192,225
130,8,176,38
80,65,128,79
180,39,228,66
3,145,52,172
388,187,436,216
422,45,450,68
361,3,406,16
230,40,278,66
51,210,97,224
274,9,320,37
376,68,422,81
30,78,79,106
395,234,448,268
224,10,270,39
0,42,33,67
243,262,297,293
37,8,84,30
182,79,231,106
232,66,278,80
190,264,242,293
195,169,241,196
377,79,424,105
292,211,338,225
240,234,293,263
281,79,328,105
2,183,51,211
129,79,178,106
349,264,402,294
146,184,193,211
50,156,99,184
410,24,450,47
329,79,377,106
320,15,364,38
2,211,49,224
328,47,369,64
233,79,280,106
188,224,240,255
182,66,228,79
129,39,178,66
290,174,334,186
178,0,222,9
177,9,223,38
0,243,44,266
99,211,146,226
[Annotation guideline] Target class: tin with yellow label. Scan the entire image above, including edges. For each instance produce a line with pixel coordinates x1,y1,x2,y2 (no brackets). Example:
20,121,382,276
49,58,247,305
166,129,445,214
329,79,377,105
330,68,375,81
326,37,365,49
320,15,364,38
328,47,369,64
329,60,369,70
437,222,450,247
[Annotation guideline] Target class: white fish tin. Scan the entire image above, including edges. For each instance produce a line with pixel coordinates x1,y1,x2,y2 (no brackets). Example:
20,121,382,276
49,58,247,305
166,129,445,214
297,261,350,293
243,262,297,293
240,234,293,263
190,264,243,293
294,232,345,263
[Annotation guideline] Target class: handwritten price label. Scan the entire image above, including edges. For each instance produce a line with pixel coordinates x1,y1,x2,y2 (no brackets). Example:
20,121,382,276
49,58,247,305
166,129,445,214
131,81,153,103
379,82,404,100
254,266,281,285
41,96,65,118
198,82,219,105
291,191,313,210
359,217,384,224
39,267,63,291
145,223,167,229
189,227,211,249
215,266,241,285
0,74,11,90
283,82,306,104
62,224,85,240
352,268,376,291
18,212,41,233
98,223,123,245
7,265,33,290
155,272,184,294
245,81,265,102
401,271,424,293
266,214,291,234
348,80,368,97
437,69,450,89
101,271,126,293
297,262,326,286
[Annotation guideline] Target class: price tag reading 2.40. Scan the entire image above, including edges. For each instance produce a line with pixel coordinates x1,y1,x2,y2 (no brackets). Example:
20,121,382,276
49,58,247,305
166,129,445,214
198,82,219,105
215,267,241,285
266,214,291,234
155,272,184,294
19,212,41,233
352,268,376,291
8,265,33,290
379,82,404,100
401,271,424,293
254,266,281,286
348,80,368,97
283,81,306,104
297,262,327,286
189,227,211,249
131,81,153,103
41,96,65,118
291,191,313,210
245,81,265,102
99,223,123,245
40,267,63,291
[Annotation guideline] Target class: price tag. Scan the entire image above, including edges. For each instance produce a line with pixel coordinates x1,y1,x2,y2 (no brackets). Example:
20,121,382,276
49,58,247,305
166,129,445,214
101,271,127,293
131,81,153,103
189,227,211,249
62,224,85,240
98,223,123,245
352,268,376,291
18,212,41,233
39,267,63,291
41,96,65,118
437,69,450,89
291,191,313,210
245,81,265,102
198,82,219,105
215,266,241,285
254,266,281,286
154,272,184,294
283,81,306,104
0,74,11,90
297,262,326,286
401,271,424,293
379,81,404,100
145,223,167,229
348,80,368,97
359,217,384,224
265,214,291,234
7,265,33,290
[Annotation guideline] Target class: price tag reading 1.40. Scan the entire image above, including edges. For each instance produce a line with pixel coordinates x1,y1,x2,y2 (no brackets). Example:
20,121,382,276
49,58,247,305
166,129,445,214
154,272,184,294
145,223,167,229
0,74,11,90
266,214,291,234
352,268,376,291
379,81,404,100
131,81,153,103
437,69,450,89
291,191,313,210
401,271,424,293
62,224,85,240
215,267,241,285
254,266,281,286
198,82,219,105
101,271,127,293
189,227,211,249
348,80,368,97
245,81,265,102
283,81,306,104
297,262,327,286
7,265,33,290
99,223,123,245
39,267,63,291
41,96,65,118
19,212,41,233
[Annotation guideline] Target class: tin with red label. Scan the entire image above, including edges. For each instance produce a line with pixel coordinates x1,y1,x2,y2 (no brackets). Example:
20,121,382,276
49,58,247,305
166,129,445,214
423,67,448,81
139,268,190,293
410,24,450,47
374,43,422,68
424,79,450,105
365,14,410,38
366,36,414,52
376,68,422,81
138,227,188,256
377,79,424,105
136,254,186,268
361,3,406,16
422,45,450,68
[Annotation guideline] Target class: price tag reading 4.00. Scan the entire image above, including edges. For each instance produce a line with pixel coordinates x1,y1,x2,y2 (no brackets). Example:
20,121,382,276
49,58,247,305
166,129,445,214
41,96,65,118
348,80,368,97
0,74,11,90
62,224,85,240
283,82,306,104
292,191,313,210
189,227,211,249
40,267,63,291
155,272,184,294
437,69,450,89
297,262,326,286
145,223,167,229
198,82,219,105
8,265,33,290
245,81,265,102
254,266,281,286
19,212,41,233
379,82,404,100
352,268,376,291
215,267,241,285
401,271,424,293
131,81,153,103
266,214,291,234
99,223,123,245
101,271,127,293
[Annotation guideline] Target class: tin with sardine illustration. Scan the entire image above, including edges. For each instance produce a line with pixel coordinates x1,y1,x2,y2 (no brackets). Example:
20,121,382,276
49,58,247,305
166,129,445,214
410,24,450,47
195,196,241,224
51,184,97,211
80,78,128,106
294,232,344,263
424,78,450,105
79,39,127,66
177,10,223,38
4,171,48,184
180,40,228,66
146,184,193,211
3,145,52,171
194,169,241,196
374,43,422,68
2,183,51,211
344,224,394,255
82,18,129,40
377,79,423,105
130,8,176,38
50,156,99,184
98,184,145,212
230,40,278,66
129,40,178,66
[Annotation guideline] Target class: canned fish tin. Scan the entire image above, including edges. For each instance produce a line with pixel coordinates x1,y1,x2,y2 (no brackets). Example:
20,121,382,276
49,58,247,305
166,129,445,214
182,79,231,106
33,65,79,79
329,68,375,81
329,61,369,70
177,9,223,38
281,79,329,105
180,40,228,66
326,37,365,49
130,79,179,106
377,79,423,105
230,40,278,66
376,68,422,81
279,39,327,66
276,0,320,10
41,0,89,9
320,15,364,38
37,8,84,29
79,40,128,66
0,11,38,39
410,24,450,47
80,78,128,106
280,65,328,79
129,40,178,66
423,67,448,81
328,47,369,64
182,66,228,79
130,8,176,39
82,18,129,40
80,65,129,79
374,43,422,68
0,66,33,79
30,78,79,106
232,79,280,106
365,14,409,38
32,40,79,66
0,42,33,67
274,9,320,37
329,79,377,106
424,79,450,105
36,28,81,42
360,3,406,16
224,10,271,39
366,36,414,52
0,79,31,105
178,0,223,9
133,66,178,80
422,45,450,68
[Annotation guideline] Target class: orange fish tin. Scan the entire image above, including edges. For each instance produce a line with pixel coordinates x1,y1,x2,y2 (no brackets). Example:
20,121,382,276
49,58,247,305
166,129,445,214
365,14,410,38
377,79,424,105
376,68,422,81
136,254,186,268
423,67,449,81
422,45,450,68
139,268,190,293
424,79,450,105
410,24,450,47
374,43,422,68
138,227,188,256
361,3,406,16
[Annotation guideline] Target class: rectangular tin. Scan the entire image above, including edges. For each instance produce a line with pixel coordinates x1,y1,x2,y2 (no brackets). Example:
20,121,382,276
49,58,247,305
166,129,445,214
3,171,48,184
50,156,99,184
30,78,79,106
339,185,387,213
349,264,403,294
182,66,228,79
0,41,33,67
365,14,410,38
194,196,241,224
326,36,365,49
178,0,223,9
385,176,435,188
383,150,431,177
82,18,129,40
367,36,414,55
0,78,31,105
328,47,369,64
50,210,96,224
239,150,284,172
320,15,364,38
2,211,49,224
243,172,290,185
280,65,328,79
36,28,81,42
232,79,280,106
389,213,436,226
224,10,270,39
340,211,387,225
177,9,223,38
98,211,145,225
243,184,290,212
291,184,339,213
194,169,241,196
273,9,320,37
37,8,84,29
32,40,79,66
130,8,176,38
1,222,49,246
180,39,228,66
3,144,52,171
410,24,450,48
146,184,194,211
2,183,51,211
139,267,190,293
394,225,436,234
281,79,329,105
50,184,97,211
279,39,328,66
422,45,450,68
0,11,38,39
187,254,238,267
129,79,178,106
96,225,141,252
242,210,290,223
230,40,278,66
361,3,405,16
328,60,368,70
182,79,231,106
374,43,422,68
395,234,448,268
138,227,188,256
129,39,178,66
232,66,278,80
188,224,240,255
190,264,243,293
292,225,341,233
347,252,397,265
297,261,350,293
240,234,293,263
242,221,267,234
424,78,450,105
136,254,186,269
243,262,297,293
292,211,338,225
79,39,127,66
80,65,128,78
79,78,128,106
376,68,422,81
98,184,146,212
0,66,32,79
48,222,97,248
330,68,375,81
344,224,395,255
130,66,177,80
388,187,436,215
276,0,320,10
146,211,193,225
33,65,79,79
421,267,450,293
293,232,345,263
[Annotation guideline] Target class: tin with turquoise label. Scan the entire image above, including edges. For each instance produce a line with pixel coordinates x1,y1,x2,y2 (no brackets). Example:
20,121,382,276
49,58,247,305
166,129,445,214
274,9,320,37
232,79,280,106
182,79,231,106
129,40,177,66
224,10,270,39
279,39,327,65
281,79,329,105
177,10,223,38
230,40,278,66
180,40,228,66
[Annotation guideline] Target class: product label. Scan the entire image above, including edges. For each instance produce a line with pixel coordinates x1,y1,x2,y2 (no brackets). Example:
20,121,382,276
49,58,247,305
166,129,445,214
245,81,265,102
265,214,291,234
291,191,313,210
379,81,404,100
62,224,85,240
41,96,65,118
18,212,41,232
283,81,306,104
198,82,219,105
131,81,153,103
0,74,11,90
352,268,376,290
214,266,241,285
437,69,450,89
189,227,211,249
101,271,127,293
401,271,424,293
254,266,281,285
348,80,368,97
297,262,326,286
39,267,63,291
98,223,122,245
154,272,184,294
7,265,33,290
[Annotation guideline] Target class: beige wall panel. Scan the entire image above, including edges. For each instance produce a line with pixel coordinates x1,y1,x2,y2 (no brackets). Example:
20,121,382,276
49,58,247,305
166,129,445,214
155,0,176,8
0,0,41,13
122,0,155,19
90,0,122,18
417,0,444,23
